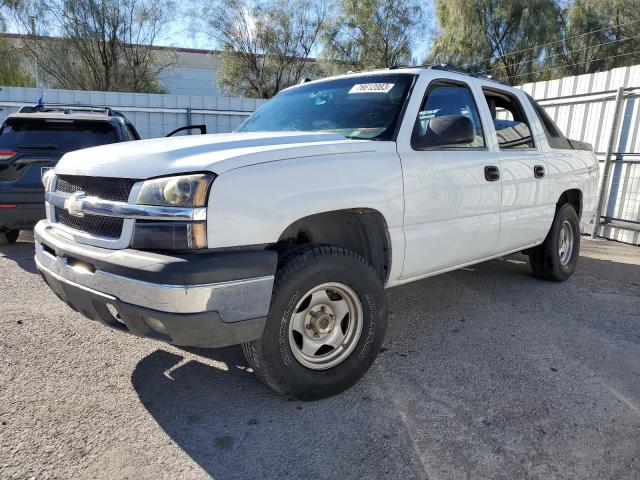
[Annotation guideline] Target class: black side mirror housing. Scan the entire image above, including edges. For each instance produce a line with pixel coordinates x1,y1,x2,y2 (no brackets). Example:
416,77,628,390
165,125,207,137
414,115,475,149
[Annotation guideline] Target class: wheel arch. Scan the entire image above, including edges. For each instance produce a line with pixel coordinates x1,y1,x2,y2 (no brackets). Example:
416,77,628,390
557,189,583,219
274,208,392,283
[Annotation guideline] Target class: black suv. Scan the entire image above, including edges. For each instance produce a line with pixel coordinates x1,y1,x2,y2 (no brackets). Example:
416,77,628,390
0,104,142,244
0,103,204,244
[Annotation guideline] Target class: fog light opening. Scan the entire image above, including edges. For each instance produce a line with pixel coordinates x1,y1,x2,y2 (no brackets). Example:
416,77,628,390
145,317,169,335
106,304,124,323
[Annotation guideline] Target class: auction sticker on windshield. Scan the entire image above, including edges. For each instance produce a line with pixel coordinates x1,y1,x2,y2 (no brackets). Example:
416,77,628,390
348,83,395,94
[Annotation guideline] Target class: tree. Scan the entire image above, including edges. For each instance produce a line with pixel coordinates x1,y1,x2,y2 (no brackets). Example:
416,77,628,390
0,37,34,87
321,0,424,72
429,0,560,85
200,0,328,99
0,1,33,86
552,0,640,76
9,0,175,93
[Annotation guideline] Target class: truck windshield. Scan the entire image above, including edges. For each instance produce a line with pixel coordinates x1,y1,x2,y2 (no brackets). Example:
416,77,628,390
0,119,118,152
237,74,416,140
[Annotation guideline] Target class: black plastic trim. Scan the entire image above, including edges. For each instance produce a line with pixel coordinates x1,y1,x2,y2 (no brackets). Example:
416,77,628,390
36,224,277,285
39,269,266,348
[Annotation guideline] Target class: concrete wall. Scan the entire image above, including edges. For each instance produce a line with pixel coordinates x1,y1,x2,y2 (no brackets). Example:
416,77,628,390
155,48,224,97
0,85,267,139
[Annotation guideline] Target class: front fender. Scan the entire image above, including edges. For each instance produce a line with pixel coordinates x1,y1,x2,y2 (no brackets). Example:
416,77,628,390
206,144,405,281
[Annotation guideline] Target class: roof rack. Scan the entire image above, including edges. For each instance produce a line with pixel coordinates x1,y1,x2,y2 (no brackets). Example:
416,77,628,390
384,63,509,85
17,103,127,118
429,64,510,85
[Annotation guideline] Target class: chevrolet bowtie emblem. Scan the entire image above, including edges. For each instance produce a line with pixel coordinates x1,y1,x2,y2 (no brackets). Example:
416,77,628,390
64,192,86,217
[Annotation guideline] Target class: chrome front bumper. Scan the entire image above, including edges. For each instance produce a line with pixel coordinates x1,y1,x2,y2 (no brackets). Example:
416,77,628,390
35,241,273,321
34,220,276,347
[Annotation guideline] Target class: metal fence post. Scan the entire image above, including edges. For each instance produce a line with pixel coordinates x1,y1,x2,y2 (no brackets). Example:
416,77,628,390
592,87,625,239
186,107,192,135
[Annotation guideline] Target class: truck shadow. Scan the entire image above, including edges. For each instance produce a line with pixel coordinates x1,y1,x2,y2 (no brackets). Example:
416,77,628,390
0,233,38,275
130,250,640,480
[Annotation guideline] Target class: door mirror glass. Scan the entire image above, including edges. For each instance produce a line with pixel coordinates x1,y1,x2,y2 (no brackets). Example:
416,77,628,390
414,115,475,149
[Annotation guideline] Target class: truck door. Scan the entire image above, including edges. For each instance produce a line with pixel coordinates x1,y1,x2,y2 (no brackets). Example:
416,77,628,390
396,77,501,280
479,87,550,252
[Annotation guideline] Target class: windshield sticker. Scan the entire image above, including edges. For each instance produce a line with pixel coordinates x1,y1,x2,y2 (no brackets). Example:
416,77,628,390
348,83,395,94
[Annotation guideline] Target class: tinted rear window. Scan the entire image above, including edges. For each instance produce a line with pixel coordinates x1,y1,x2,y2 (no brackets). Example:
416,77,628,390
0,119,118,152
526,95,573,150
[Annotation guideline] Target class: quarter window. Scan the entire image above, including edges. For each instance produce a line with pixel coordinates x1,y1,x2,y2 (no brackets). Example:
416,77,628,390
412,82,485,149
483,89,535,149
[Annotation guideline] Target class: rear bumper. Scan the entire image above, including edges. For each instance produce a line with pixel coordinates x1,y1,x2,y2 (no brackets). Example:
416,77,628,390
34,220,276,348
0,203,44,229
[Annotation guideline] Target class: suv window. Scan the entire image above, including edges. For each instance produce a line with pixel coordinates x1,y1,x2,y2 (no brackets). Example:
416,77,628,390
483,89,535,149
0,119,118,153
412,82,485,149
527,95,573,149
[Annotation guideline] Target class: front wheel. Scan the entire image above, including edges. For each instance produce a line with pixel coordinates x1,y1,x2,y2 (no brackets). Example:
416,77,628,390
529,203,580,282
0,229,19,245
243,246,388,400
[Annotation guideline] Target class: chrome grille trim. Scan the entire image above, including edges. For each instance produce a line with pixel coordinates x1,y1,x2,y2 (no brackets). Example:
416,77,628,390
45,191,207,221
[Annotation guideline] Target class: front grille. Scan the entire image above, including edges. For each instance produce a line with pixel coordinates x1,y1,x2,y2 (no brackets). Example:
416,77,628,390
56,175,137,202
55,207,124,239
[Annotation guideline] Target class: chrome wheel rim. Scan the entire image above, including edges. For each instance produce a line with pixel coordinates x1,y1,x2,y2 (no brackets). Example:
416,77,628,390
288,282,363,370
558,220,574,265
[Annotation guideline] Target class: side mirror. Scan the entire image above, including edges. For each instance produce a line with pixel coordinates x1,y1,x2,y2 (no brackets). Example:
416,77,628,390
414,115,475,149
165,125,207,137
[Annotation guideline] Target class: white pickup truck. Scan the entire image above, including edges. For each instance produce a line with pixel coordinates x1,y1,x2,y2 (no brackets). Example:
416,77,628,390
34,66,599,399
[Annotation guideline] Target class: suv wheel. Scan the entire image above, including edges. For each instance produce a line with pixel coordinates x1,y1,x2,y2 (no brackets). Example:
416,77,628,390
529,203,580,282
0,229,19,245
243,246,388,400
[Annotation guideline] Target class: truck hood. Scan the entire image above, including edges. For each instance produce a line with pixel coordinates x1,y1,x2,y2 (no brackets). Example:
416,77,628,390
55,131,377,179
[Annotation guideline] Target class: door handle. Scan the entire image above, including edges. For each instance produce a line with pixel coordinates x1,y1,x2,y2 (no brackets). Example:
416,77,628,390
484,165,500,182
534,165,545,179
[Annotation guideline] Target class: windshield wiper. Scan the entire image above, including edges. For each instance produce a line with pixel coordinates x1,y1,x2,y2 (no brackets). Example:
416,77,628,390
19,144,59,149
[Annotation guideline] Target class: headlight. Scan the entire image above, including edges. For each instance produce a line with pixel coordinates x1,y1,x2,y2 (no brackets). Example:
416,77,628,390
42,169,56,192
136,173,214,207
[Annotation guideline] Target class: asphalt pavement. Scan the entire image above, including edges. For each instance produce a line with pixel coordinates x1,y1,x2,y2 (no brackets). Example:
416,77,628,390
1,233,639,479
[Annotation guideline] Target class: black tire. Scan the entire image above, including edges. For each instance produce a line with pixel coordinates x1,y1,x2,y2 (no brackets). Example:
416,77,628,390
0,229,19,245
529,203,580,282
243,246,388,400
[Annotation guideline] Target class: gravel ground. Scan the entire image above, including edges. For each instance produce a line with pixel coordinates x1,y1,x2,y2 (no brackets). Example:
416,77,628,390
1,233,639,480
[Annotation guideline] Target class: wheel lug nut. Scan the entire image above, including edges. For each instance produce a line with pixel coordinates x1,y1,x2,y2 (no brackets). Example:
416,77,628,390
321,306,326,312
314,333,320,338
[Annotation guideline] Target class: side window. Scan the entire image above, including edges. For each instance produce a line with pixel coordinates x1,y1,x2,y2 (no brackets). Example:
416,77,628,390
528,95,573,149
412,82,485,149
483,89,535,149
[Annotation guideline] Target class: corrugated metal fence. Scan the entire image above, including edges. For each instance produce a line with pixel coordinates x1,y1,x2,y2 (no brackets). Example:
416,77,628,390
0,86,267,138
522,65,640,245
2,67,640,246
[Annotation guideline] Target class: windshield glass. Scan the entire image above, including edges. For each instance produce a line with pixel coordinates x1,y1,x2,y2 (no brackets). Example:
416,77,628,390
237,74,416,140
0,119,118,152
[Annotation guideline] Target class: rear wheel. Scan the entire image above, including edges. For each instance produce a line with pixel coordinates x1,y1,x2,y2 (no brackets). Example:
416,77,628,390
529,203,580,281
243,246,388,400
0,229,19,245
